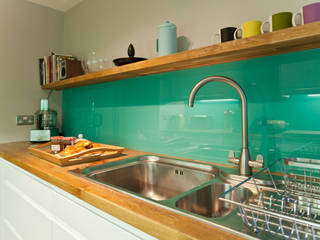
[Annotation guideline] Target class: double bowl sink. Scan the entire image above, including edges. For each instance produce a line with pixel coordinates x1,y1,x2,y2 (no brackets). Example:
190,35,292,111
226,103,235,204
72,155,254,220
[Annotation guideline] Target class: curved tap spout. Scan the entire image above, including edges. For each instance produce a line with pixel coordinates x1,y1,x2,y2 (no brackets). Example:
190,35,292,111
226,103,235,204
188,76,251,176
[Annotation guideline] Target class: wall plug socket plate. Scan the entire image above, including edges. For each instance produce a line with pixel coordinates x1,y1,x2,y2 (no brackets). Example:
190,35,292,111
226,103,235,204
16,115,34,126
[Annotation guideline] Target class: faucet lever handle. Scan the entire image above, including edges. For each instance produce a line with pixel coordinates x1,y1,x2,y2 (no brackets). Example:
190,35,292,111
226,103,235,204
248,154,264,168
256,154,263,163
228,151,235,158
228,151,239,165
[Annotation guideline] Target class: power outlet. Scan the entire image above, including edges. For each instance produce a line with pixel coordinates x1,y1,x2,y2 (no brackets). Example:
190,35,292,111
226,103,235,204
16,115,34,126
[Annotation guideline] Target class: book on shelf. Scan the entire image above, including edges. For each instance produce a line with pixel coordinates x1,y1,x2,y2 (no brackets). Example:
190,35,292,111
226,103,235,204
39,52,80,86
38,58,44,86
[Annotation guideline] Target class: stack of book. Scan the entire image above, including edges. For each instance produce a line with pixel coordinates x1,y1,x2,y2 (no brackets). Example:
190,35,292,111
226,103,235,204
39,53,76,86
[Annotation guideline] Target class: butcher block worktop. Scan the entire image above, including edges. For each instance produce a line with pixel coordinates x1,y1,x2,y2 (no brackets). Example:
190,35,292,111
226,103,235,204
0,142,244,240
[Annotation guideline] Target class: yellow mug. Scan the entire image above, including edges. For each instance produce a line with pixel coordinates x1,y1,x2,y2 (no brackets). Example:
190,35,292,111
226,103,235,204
234,20,262,39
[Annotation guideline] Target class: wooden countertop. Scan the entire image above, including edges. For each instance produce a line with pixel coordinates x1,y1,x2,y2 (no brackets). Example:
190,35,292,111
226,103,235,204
0,142,244,240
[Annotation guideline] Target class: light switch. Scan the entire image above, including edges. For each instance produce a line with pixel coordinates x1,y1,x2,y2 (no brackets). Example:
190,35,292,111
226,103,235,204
16,115,34,126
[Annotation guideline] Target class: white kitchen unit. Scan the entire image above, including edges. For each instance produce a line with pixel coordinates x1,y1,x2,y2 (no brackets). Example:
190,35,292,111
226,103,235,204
0,157,157,240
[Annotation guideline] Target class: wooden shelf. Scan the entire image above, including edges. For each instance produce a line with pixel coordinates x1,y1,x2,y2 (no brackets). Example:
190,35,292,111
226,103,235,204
42,22,320,90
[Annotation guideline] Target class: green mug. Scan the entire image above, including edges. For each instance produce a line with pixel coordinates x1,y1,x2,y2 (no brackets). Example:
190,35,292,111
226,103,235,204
261,12,293,33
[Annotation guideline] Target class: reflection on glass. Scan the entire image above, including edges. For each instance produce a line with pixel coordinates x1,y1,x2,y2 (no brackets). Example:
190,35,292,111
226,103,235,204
199,99,238,103
308,94,320,97
63,48,320,166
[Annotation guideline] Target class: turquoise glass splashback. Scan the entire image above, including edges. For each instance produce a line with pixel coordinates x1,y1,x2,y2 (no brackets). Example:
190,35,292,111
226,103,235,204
62,49,320,166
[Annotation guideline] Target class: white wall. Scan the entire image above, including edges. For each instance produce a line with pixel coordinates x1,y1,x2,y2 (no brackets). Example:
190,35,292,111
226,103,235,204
64,0,315,64
0,0,64,143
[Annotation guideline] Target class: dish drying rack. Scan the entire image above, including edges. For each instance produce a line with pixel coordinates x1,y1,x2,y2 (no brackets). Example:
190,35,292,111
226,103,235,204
219,157,320,240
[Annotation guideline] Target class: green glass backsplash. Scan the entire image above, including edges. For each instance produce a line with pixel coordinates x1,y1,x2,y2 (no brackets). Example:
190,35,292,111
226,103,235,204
63,49,320,166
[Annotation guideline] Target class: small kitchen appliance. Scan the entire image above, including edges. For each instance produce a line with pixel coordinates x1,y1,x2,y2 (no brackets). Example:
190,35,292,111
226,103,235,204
30,99,59,142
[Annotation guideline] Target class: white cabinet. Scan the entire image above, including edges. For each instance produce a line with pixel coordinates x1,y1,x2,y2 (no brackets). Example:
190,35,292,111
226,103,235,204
0,158,53,240
51,193,145,240
0,157,157,240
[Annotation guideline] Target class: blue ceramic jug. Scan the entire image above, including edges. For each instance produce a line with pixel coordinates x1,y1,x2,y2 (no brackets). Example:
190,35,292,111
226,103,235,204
156,21,177,56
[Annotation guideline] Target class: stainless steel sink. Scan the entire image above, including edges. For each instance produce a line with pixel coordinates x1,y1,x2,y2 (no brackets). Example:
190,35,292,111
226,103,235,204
176,183,253,218
71,154,273,239
81,155,219,201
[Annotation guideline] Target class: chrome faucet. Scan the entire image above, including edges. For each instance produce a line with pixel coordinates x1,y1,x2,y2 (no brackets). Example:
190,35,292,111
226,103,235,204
187,75,263,176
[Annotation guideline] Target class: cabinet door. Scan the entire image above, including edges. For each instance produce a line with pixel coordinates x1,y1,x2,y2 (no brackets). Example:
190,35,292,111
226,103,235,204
52,191,145,240
0,159,3,240
52,219,81,240
0,158,156,240
0,158,53,240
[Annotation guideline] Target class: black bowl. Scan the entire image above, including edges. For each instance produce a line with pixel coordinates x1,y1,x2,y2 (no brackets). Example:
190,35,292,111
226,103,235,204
113,57,147,66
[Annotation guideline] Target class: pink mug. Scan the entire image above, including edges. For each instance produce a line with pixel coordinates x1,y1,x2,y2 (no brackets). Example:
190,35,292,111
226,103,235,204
292,2,320,26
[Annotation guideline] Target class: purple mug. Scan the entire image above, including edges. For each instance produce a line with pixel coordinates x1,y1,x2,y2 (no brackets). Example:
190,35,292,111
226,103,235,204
293,2,320,26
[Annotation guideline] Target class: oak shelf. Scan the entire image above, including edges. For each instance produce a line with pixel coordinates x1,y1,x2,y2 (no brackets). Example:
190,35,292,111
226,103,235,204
42,22,320,90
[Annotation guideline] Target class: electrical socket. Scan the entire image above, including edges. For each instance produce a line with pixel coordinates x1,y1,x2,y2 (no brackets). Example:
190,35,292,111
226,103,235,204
16,115,34,126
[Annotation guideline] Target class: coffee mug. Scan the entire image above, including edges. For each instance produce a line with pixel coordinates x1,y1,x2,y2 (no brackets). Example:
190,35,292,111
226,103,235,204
218,27,237,43
261,12,292,33
234,20,262,39
292,2,320,26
